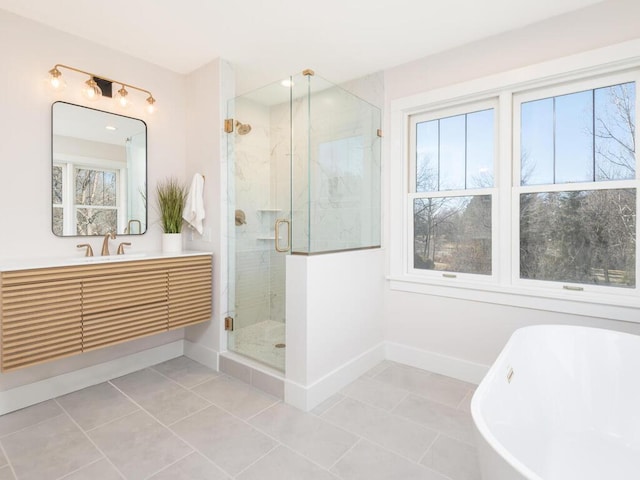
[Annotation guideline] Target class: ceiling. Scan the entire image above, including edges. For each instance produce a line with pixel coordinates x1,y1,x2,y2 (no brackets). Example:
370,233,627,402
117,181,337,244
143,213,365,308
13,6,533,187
0,0,603,93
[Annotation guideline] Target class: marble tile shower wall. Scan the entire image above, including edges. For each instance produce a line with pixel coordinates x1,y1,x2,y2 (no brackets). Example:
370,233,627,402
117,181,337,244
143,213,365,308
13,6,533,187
289,84,381,254
232,97,286,331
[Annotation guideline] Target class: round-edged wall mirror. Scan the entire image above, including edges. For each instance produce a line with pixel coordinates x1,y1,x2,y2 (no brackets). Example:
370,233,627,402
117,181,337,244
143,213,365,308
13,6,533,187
52,101,147,236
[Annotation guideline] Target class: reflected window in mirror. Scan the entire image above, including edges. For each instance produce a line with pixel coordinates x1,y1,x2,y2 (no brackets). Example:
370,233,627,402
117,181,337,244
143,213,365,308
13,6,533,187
52,102,147,236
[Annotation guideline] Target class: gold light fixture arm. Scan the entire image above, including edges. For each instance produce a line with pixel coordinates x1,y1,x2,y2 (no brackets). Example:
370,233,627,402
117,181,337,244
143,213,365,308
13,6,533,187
49,64,156,112
51,64,154,98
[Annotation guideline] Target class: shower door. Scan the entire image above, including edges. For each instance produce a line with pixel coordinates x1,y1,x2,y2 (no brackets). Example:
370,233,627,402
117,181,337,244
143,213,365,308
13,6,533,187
226,81,292,372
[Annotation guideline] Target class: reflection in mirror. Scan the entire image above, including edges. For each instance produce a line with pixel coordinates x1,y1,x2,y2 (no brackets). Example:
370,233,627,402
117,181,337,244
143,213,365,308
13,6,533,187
52,102,147,236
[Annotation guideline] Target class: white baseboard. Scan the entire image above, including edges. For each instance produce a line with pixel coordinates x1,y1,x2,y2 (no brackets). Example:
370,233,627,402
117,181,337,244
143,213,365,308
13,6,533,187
184,340,219,371
385,341,488,385
0,337,488,416
0,340,184,415
285,342,385,411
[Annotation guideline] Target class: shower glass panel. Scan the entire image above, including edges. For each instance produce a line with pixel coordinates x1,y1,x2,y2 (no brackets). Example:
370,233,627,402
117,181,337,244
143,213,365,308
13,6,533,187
227,71,381,371
227,80,291,372
291,73,382,254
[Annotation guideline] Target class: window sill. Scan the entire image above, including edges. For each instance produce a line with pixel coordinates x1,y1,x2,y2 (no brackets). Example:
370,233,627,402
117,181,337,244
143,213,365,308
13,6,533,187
387,274,640,324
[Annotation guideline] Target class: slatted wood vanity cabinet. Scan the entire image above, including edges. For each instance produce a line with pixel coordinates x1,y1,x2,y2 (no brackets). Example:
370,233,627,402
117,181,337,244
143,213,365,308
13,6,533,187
0,254,212,372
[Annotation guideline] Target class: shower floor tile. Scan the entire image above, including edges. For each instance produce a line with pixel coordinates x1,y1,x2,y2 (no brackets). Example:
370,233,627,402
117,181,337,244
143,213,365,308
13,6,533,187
231,320,286,371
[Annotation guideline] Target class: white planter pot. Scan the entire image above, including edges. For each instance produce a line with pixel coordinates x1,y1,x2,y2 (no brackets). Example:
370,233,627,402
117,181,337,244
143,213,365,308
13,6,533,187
162,233,182,253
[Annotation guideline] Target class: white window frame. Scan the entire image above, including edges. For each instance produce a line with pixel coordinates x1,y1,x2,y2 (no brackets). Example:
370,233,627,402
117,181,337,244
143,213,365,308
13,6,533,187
388,39,640,323
53,154,124,236
407,99,499,282
512,71,639,295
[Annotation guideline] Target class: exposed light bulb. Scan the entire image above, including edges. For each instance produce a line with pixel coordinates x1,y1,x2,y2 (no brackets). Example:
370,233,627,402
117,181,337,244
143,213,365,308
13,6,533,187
48,67,66,91
146,95,156,114
281,79,294,88
82,77,102,101
117,85,129,108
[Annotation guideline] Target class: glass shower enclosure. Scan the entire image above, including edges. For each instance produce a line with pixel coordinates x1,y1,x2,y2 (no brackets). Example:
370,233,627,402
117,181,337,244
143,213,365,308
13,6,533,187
226,71,381,371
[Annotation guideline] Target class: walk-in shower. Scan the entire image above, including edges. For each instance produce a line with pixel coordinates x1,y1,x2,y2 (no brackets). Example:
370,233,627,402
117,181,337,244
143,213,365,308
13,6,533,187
226,70,381,371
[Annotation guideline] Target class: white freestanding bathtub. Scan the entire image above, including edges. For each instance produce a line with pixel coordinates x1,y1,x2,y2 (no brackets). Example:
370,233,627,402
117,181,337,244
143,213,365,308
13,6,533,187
471,325,640,480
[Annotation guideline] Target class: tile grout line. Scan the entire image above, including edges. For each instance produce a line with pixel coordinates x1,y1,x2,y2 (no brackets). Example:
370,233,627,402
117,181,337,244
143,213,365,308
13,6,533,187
327,437,363,472
53,399,127,480
231,443,281,478
0,436,19,480
113,370,302,478
55,457,110,480
149,364,223,390
0,411,67,440
243,398,283,422
140,450,195,480
389,399,477,448
106,381,239,479
106,371,215,427
171,373,283,426
416,432,441,465
456,388,475,411
164,402,215,428
83,408,143,433
316,394,349,417
320,404,442,469
200,358,479,466
240,403,353,476
366,363,476,409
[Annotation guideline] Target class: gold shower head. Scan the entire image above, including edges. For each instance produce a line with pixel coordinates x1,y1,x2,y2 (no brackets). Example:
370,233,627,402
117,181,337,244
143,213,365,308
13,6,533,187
235,121,252,135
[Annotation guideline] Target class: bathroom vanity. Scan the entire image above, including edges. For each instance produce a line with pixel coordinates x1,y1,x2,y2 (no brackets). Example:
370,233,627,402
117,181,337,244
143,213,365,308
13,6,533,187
0,252,212,372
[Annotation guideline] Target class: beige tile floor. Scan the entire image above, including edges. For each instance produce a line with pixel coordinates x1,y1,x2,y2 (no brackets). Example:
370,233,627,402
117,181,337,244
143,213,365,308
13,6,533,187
0,356,480,480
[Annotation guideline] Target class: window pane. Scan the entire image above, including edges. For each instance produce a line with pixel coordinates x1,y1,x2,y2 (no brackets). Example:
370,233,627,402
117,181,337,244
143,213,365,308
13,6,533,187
520,189,635,287
76,208,117,236
595,82,636,181
439,115,466,190
521,82,636,186
416,120,439,192
521,98,554,185
76,169,117,206
466,109,494,188
52,207,63,235
53,165,63,204
555,90,593,183
414,195,491,275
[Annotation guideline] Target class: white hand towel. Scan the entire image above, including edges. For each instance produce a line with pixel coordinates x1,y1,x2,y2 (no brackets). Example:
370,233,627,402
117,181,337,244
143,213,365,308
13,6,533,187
183,173,205,235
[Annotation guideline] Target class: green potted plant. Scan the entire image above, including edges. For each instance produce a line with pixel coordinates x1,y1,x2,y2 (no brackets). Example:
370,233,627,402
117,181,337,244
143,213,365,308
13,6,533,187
156,177,187,253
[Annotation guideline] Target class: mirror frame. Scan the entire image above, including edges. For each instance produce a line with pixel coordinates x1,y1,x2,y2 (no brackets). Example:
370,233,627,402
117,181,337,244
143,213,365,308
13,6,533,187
51,101,148,237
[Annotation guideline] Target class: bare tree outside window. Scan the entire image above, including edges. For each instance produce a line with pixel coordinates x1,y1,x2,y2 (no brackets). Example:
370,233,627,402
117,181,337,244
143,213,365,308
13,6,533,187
75,168,118,235
413,108,494,275
414,195,491,274
52,165,63,235
519,82,636,287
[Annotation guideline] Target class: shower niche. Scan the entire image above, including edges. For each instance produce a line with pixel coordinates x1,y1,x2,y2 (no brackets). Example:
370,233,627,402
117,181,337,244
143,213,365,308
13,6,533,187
226,70,381,371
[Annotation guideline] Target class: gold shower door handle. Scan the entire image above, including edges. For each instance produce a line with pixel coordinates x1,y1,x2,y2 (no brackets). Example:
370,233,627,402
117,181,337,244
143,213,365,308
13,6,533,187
274,219,291,253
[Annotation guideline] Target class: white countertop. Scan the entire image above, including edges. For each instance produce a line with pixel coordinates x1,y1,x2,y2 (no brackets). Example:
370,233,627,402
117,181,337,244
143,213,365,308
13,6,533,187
0,250,213,272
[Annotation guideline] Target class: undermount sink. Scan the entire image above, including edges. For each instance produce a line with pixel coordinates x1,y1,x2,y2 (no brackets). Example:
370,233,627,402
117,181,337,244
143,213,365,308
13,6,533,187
71,253,148,263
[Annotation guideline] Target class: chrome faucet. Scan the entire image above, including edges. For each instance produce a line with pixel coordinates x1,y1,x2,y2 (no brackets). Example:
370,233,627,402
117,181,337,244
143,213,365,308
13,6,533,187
101,232,116,256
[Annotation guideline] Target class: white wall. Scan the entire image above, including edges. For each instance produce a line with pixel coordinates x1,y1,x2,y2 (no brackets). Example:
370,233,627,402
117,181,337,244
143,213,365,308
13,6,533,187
183,59,232,363
382,0,640,381
0,9,189,389
286,248,386,410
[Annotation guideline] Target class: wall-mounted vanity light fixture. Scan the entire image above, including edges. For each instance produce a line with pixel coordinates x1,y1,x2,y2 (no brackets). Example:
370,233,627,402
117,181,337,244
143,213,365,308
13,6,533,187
48,64,157,114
